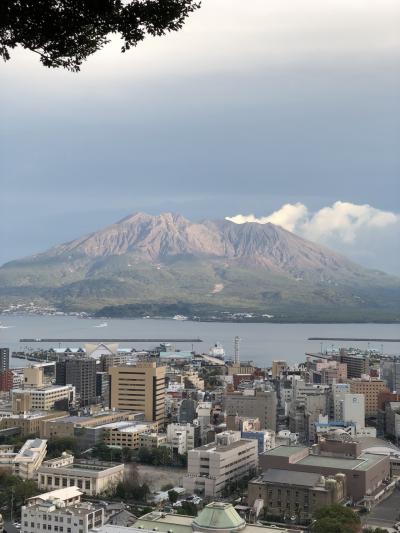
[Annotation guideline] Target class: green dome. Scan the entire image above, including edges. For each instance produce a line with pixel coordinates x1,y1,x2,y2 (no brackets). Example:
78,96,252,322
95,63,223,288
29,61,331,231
192,502,246,532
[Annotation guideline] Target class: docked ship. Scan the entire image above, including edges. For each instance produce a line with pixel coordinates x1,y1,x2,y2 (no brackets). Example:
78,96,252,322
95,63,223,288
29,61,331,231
209,342,225,360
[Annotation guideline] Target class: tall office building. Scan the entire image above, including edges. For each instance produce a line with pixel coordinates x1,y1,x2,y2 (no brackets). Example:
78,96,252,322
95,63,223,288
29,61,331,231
0,348,10,372
348,378,388,417
339,349,368,378
56,357,97,406
109,362,166,424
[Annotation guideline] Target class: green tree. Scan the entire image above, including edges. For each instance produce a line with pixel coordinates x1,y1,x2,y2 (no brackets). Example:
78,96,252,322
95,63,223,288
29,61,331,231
0,0,200,72
312,505,361,533
177,501,197,516
0,473,40,519
46,437,78,458
168,489,179,504
91,442,123,462
121,447,133,463
137,446,153,464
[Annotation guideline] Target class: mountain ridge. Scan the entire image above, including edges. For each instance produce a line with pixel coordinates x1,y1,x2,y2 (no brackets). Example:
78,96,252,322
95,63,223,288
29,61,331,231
1,212,399,322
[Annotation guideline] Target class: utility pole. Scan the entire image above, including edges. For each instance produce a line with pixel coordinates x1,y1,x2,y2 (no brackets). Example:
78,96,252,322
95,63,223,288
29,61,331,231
10,487,14,524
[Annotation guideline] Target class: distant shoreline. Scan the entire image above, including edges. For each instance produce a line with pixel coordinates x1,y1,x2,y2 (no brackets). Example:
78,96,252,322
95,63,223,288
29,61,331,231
2,311,399,325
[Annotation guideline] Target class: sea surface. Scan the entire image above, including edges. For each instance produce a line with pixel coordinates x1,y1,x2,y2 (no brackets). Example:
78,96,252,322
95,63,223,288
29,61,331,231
0,315,399,368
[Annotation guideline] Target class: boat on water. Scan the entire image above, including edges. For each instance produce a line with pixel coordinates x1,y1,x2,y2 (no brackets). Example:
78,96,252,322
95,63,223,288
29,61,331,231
209,342,225,359
172,315,188,321
0,322,13,329
94,322,108,328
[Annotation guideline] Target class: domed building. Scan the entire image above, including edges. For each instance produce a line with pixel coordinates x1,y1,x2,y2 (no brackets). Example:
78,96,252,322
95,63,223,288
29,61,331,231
129,502,302,533
192,502,246,533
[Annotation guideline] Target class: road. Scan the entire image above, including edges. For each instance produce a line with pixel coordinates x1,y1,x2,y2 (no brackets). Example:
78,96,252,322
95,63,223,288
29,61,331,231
363,489,400,531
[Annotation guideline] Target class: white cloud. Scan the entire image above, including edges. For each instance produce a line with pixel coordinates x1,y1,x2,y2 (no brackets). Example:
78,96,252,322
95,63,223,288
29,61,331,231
227,201,398,241
226,201,400,274
302,201,399,243
226,203,308,232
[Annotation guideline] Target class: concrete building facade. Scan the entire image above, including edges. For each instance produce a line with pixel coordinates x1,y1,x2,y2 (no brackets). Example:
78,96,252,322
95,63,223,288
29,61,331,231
183,435,258,497
0,438,47,479
348,378,389,417
21,487,104,533
37,456,124,496
12,385,75,413
248,469,346,523
259,441,390,503
102,420,158,449
225,389,277,431
56,357,97,406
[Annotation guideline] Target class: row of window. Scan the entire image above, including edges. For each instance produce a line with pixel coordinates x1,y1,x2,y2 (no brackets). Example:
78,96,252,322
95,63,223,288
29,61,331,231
40,475,91,490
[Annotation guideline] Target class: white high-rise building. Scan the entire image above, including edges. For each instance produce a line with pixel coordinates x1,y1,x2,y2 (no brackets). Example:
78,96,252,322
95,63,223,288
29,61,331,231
343,393,365,430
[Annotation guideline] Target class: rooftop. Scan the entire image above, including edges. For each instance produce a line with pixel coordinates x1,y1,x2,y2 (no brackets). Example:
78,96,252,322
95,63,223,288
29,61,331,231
100,421,153,432
133,507,299,533
298,452,384,471
193,502,246,531
195,439,255,453
260,469,326,488
264,446,307,457
28,487,83,503
39,459,123,474
12,385,72,394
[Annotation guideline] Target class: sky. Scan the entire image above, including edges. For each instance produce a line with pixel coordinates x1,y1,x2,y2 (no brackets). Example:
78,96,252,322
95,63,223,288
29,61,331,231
1,0,399,274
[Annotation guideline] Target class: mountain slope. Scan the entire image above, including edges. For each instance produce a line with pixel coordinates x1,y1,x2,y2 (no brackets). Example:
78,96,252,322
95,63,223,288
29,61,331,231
0,212,399,321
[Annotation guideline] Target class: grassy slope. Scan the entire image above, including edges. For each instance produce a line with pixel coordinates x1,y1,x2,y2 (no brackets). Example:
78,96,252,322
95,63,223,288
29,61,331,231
0,254,399,321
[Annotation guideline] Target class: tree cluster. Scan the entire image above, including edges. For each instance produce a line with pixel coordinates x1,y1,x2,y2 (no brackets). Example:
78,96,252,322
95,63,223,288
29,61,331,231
312,505,361,533
46,436,80,458
1,0,200,71
137,445,186,466
0,472,40,519
176,500,198,516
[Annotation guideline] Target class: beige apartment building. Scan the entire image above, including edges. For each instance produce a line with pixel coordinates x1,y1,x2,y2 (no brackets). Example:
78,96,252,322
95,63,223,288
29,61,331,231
12,385,75,413
40,409,139,439
140,432,167,449
37,455,124,495
348,378,389,417
109,362,166,424
0,438,47,480
23,365,45,388
0,411,67,436
271,361,288,379
102,420,159,449
183,432,258,497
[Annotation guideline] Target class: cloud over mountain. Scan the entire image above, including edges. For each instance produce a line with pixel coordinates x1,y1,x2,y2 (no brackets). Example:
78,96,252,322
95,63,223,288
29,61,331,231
227,202,400,274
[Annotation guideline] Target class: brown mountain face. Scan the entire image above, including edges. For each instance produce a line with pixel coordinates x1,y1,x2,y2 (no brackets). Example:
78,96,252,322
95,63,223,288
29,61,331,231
41,212,357,277
1,212,399,320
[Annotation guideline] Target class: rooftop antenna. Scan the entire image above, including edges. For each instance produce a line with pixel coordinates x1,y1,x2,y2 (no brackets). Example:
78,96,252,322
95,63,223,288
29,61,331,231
234,336,240,365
